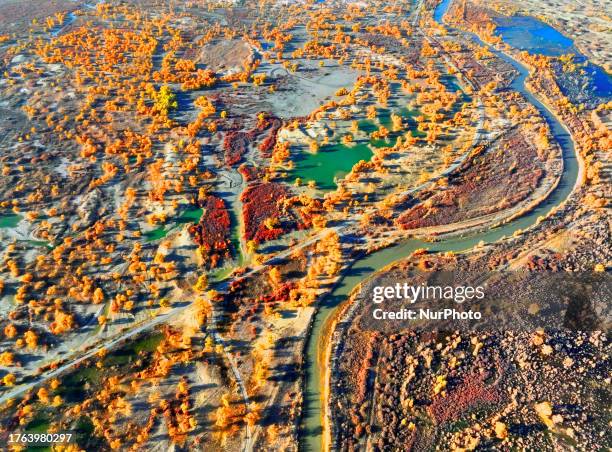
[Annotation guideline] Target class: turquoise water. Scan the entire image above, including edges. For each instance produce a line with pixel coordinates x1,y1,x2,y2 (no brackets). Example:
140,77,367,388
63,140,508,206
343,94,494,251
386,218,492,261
0,214,21,228
293,143,373,190
0,214,52,248
176,207,203,224
293,84,438,191
143,207,203,242
143,226,167,242
292,74,464,191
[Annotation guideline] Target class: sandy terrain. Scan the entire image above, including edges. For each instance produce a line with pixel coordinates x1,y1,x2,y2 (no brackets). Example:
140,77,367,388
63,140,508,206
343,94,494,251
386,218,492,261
264,60,361,117
199,39,254,75
0,0,78,34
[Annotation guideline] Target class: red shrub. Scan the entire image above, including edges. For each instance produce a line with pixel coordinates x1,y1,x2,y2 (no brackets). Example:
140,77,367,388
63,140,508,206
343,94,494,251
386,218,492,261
223,131,250,167
238,164,264,182
258,282,297,303
224,114,282,165
189,195,232,268
240,182,289,243
427,371,503,424
257,118,282,157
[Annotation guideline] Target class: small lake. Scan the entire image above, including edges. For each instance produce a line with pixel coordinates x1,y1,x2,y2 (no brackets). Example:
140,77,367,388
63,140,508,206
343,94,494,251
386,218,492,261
495,15,573,56
433,0,453,23
292,143,373,191
0,214,21,228
292,100,447,190
494,15,612,98
143,207,203,242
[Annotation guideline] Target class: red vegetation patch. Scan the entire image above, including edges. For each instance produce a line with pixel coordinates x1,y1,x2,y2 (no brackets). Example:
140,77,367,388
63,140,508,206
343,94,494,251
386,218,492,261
427,371,503,424
223,113,282,165
398,131,546,230
296,206,318,230
189,195,232,268
257,117,282,157
223,131,251,167
258,281,297,303
238,164,264,182
354,334,377,403
240,182,289,243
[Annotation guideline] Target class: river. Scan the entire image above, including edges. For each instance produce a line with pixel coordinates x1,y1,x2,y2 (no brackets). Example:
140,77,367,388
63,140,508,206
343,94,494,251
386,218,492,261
299,1,582,450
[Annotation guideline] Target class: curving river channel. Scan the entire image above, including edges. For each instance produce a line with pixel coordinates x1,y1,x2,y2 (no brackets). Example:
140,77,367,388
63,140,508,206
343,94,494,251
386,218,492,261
299,1,582,451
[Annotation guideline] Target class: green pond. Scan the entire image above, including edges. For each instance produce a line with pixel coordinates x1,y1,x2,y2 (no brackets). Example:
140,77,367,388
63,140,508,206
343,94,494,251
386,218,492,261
24,409,103,451
292,106,431,190
103,331,164,366
24,412,52,452
143,207,203,242
291,74,472,191
143,201,243,275
58,332,164,403
143,226,167,242
0,214,21,228
292,142,373,191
